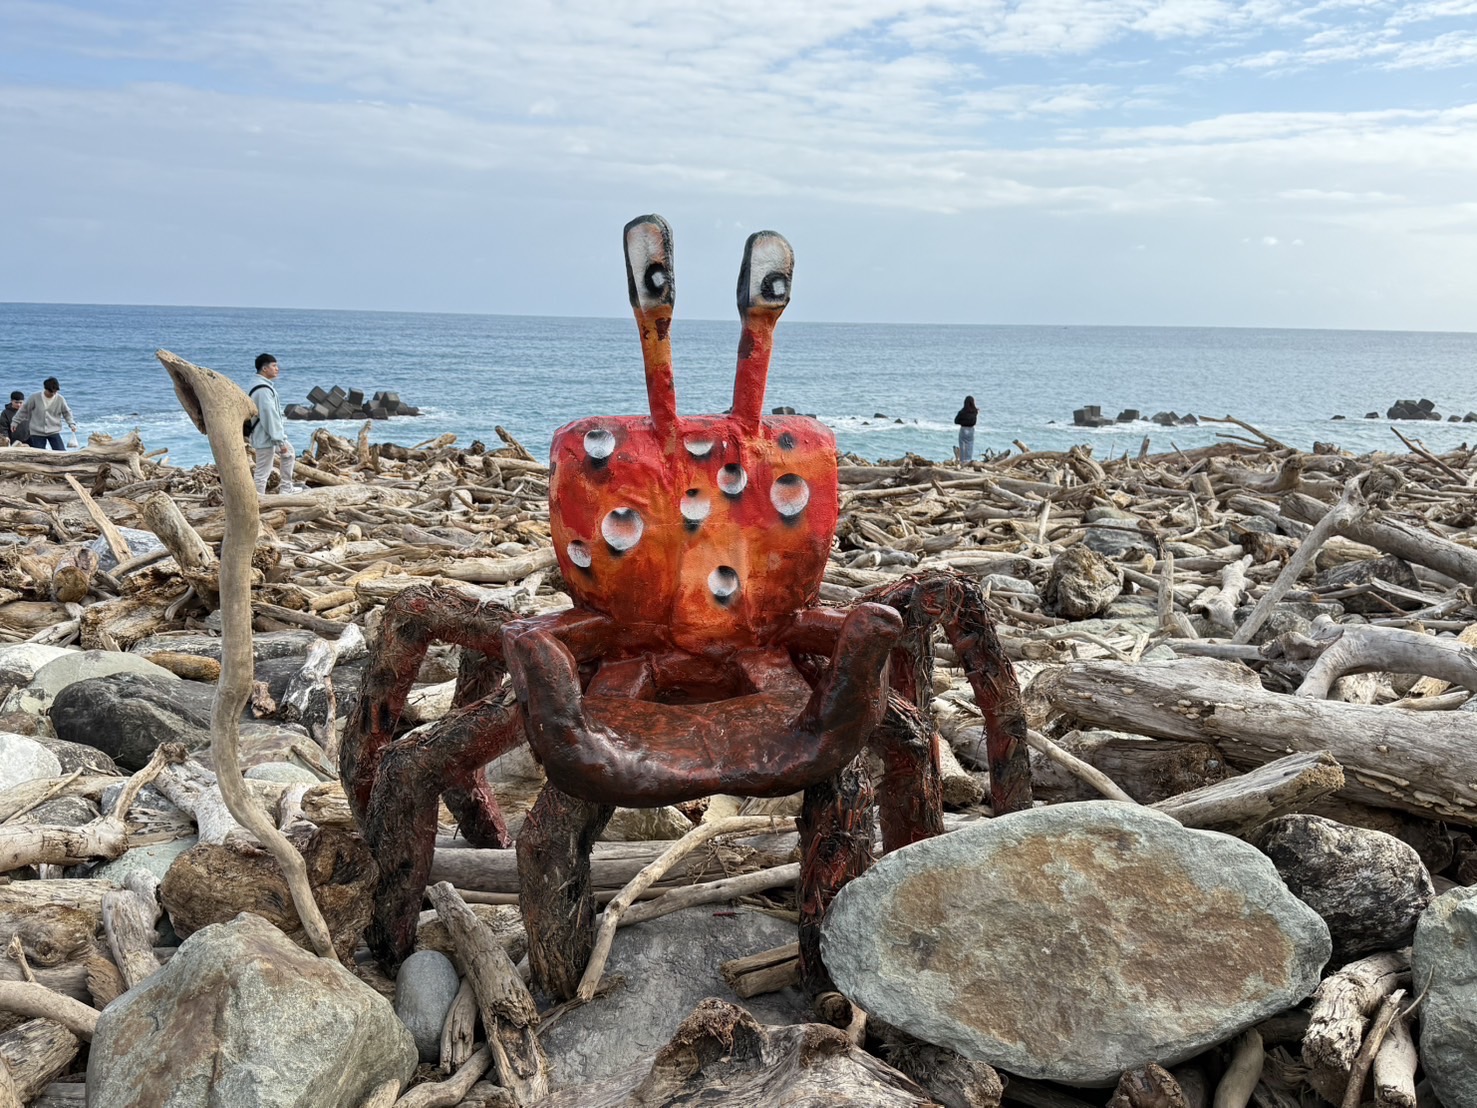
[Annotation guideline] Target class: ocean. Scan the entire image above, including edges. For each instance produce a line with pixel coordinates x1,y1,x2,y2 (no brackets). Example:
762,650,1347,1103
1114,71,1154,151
2,302,1475,471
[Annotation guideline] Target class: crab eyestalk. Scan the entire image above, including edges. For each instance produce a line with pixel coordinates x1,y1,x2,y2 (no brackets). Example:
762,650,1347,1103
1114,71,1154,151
731,230,794,434
624,214,678,448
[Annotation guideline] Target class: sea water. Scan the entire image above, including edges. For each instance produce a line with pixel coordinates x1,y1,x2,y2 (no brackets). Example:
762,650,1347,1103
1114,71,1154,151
2,302,1474,470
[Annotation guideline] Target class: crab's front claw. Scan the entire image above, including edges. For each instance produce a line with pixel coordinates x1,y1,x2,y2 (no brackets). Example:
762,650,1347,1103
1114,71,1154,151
504,602,903,808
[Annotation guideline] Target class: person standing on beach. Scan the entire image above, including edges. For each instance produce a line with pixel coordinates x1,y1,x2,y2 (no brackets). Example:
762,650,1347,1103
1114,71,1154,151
19,378,79,450
0,392,25,445
247,353,299,495
954,395,979,463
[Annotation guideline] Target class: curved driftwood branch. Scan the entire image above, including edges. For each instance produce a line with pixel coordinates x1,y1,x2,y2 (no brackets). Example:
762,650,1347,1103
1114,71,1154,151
155,349,335,960
1296,617,1477,700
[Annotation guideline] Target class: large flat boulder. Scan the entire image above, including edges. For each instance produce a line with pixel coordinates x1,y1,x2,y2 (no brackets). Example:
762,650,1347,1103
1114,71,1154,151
821,801,1330,1085
48,673,211,769
88,912,416,1107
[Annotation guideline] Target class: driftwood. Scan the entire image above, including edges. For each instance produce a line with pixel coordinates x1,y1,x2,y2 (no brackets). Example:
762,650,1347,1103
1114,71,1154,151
1036,658,1477,821
1291,618,1477,699
0,1020,79,1102
157,349,335,960
1302,950,1410,1103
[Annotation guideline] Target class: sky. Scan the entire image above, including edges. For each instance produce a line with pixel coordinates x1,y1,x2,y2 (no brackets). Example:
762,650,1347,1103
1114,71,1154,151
2,0,1475,330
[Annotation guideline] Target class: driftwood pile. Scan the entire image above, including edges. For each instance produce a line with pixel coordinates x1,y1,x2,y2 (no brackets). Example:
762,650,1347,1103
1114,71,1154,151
0,407,1476,1105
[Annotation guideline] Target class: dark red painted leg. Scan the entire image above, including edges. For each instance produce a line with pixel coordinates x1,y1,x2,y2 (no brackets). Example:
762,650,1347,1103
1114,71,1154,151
517,783,614,1001
871,571,1033,815
363,690,525,970
873,693,944,852
797,761,875,998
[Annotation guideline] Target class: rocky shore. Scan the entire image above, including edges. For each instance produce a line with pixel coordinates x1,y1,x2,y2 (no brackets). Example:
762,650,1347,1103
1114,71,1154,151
1,414,1475,1107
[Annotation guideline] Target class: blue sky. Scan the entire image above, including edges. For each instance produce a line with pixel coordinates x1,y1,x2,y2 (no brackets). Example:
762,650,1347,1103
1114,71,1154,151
2,0,1474,329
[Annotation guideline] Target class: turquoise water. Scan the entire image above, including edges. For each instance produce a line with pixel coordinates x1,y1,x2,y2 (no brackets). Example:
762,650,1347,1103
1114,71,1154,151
2,302,1474,469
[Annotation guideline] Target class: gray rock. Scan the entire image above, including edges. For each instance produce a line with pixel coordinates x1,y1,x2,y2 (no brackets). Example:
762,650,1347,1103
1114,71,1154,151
1414,885,1477,1108
49,673,212,770
0,643,76,688
244,761,322,785
2,649,179,720
1254,814,1433,962
37,736,121,776
0,733,61,790
88,912,417,1108
28,795,101,826
394,950,461,1062
90,838,198,885
1234,601,1344,645
540,906,810,1090
980,574,1039,600
89,526,165,571
821,801,1330,1086
1083,508,1153,558
1043,545,1124,620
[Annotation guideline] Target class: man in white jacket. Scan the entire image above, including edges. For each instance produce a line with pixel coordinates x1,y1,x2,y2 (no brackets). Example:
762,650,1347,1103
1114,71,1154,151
247,354,299,495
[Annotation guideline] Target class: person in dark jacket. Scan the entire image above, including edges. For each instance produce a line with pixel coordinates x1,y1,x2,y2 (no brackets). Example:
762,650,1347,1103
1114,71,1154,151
0,392,24,445
954,395,979,463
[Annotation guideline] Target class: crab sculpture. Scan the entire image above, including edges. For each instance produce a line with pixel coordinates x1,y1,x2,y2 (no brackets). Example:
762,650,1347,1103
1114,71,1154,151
344,216,1032,1001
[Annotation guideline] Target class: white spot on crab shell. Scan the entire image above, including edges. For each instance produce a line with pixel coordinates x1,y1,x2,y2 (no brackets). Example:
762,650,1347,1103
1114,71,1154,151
601,508,643,552
680,490,711,523
718,464,747,496
566,541,592,568
708,566,740,602
770,474,810,517
684,438,714,458
584,428,615,460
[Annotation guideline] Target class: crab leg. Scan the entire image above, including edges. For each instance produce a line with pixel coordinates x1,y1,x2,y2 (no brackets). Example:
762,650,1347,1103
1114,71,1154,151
624,214,678,448
731,230,794,434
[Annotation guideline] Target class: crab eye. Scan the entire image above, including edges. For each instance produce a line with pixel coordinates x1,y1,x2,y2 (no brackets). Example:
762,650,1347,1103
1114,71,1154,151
770,474,810,518
624,215,675,311
680,489,711,526
708,566,740,604
566,541,593,569
584,428,615,464
601,508,644,553
737,231,794,311
717,464,747,497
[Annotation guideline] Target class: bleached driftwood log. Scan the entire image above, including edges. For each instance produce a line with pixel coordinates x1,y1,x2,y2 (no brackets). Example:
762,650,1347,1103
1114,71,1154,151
1035,658,1477,821
1290,618,1477,700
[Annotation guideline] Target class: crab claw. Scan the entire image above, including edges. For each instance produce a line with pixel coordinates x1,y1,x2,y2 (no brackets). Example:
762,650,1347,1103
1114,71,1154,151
504,601,903,807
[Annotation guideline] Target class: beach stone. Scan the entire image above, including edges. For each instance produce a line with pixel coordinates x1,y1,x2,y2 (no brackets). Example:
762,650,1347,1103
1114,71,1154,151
1252,814,1432,962
88,526,165,572
1413,885,1477,1108
820,801,1331,1086
90,838,198,885
244,761,321,785
980,573,1038,600
1083,508,1152,558
540,905,810,1090
2,649,179,721
49,673,212,770
394,950,461,1061
1043,544,1123,620
37,736,121,776
159,827,376,962
540,998,935,1108
0,643,76,688
87,911,416,1108
28,795,101,826
192,720,329,775
602,805,693,841
0,733,61,790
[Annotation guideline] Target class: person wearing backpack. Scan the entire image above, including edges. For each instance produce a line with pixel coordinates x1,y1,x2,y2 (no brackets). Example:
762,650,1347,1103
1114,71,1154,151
19,378,79,450
246,353,299,495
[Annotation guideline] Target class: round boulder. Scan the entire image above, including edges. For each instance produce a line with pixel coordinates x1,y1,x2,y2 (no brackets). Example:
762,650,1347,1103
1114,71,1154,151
821,801,1330,1085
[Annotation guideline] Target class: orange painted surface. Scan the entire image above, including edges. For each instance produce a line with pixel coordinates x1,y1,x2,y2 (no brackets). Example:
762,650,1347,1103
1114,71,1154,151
549,412,838,656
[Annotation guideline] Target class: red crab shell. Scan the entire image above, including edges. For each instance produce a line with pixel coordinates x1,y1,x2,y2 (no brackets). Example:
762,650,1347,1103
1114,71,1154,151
549,411,838,655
